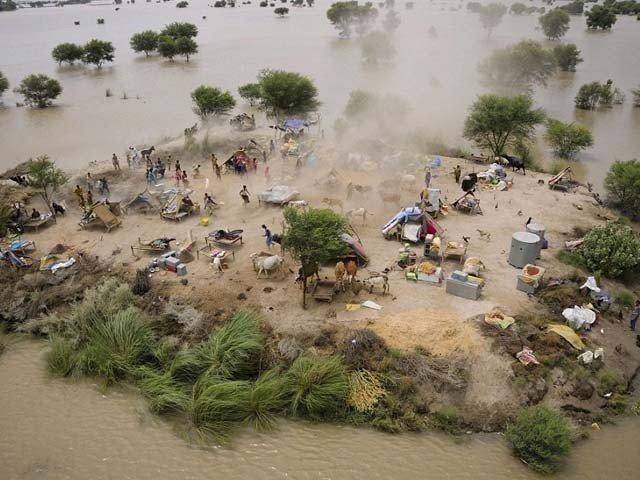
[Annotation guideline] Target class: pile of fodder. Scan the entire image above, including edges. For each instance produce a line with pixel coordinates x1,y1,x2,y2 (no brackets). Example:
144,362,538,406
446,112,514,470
536,281,585,315
2,253,110,329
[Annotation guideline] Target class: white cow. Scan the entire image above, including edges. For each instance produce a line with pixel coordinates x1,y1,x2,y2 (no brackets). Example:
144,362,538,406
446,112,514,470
251,253,284,279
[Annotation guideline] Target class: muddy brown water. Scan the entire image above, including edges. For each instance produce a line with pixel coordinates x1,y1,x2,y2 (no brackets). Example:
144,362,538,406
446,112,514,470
1,2,639,187
0,340,638,480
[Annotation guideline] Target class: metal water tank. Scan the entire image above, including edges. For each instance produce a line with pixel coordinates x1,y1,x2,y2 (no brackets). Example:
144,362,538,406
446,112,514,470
509,231,540,268
526,222,546,258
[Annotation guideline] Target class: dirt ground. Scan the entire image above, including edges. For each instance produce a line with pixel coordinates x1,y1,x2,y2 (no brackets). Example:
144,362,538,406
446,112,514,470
4,127,634,412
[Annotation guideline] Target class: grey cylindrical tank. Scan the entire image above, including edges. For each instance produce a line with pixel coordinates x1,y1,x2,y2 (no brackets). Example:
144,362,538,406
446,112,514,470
509,231,540,268
526,222,546,258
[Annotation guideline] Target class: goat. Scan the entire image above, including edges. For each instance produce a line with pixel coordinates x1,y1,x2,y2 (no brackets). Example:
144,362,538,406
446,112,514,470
362,274,389,294
184,123,198,137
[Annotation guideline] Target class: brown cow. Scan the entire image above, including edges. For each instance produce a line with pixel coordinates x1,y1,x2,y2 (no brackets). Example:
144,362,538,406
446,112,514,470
345,260,358,285
335,261,346,291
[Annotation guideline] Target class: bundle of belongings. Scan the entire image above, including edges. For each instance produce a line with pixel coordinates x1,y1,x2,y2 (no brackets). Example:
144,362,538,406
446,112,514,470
397,243,418,268
257,185,300,205
517,264,545,294
477,163,509,191
406,260,442,284
484,308,516,330
39,254,76,273
562,305,597,331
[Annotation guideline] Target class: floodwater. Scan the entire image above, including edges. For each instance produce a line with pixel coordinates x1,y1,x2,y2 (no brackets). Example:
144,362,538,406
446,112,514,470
0,340,639,479
1,2,639,186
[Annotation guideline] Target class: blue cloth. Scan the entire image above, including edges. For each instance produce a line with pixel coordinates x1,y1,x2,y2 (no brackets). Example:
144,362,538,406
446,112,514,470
283,118,306,130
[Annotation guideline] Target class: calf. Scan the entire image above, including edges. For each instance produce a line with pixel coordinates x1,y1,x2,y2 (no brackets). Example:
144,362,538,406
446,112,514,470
140,146,155,159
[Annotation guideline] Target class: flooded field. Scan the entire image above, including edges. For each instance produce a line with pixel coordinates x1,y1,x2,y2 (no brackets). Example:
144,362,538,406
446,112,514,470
0,340,639,480
0,2,639,186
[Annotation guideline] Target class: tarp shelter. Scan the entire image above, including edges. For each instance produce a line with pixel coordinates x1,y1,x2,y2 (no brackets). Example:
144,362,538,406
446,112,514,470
126,190,159,214
257,185,300,205
382,207,443,239
340,233,368,265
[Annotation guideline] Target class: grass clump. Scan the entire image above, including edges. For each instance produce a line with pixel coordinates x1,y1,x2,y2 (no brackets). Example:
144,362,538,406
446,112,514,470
285,354,349,419
45,336,77,376
613,289,636,308
557,250,586,270
430,406,462,435
245,368,290,431
597,369,625,396
506,405,571,473
134,366,189,414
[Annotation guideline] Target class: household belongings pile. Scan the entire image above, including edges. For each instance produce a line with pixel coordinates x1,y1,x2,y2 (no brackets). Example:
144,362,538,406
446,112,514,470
477,163,509,191
39,254,76,273
517,264,545,294
207,229,244,248
79,203,122,232
160,194,199,221
382,207,443,242
340,233,368,265
445,270,482,300
406,260,443,284
131,237,175,255
149,250,188,276
257,185,300,205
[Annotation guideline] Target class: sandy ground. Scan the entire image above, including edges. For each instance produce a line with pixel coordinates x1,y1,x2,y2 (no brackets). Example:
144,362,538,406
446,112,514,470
6,128,615,409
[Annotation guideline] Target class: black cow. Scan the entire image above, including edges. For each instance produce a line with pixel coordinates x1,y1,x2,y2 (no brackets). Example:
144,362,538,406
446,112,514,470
500,154,526,175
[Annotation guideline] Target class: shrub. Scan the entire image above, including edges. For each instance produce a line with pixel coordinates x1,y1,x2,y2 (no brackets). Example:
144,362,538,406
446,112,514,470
597,369,625,396
578,222,640,278
285,354,349,418
506,405,571,473
190,85,236,120
552,43,583,72
274,6,289,16
604,159,640,216
14,74,62,108
176,0,188,7
575,80,622,109
544,119,593,159
46,336,77,376
613,289,635,308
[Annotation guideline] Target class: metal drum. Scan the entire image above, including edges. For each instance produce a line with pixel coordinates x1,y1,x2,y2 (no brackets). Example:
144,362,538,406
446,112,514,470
526,222,546,258
508,231,540,268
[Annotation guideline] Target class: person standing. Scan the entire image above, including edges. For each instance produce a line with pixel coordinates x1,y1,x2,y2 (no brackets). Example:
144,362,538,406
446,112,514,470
181,170,189,188
261,224,273,249
454,165,461,184
630,300,640,331
86,172,93,190
74,185,85,209
85,189,93,206
239,185,250,206
175,168,182,186
269,139,275,155
424,167,431,188
167,155,173,172
126,151,132,169
112,153,120,171
101,177,110,197
175,160,181,173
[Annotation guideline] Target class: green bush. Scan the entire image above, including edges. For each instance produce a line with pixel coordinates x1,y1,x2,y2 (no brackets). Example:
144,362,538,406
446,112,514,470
544,119,593,159
604,159,640,216
578,222,640,278
552,43,583,72
597,369,625,396
613,289,635,308
46,336,78,377
285,355,349,419
506,405,571,473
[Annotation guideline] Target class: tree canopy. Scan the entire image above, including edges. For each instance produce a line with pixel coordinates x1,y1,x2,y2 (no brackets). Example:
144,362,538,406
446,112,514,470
14,74,62,108
161,22,198,39
586,5,617,30
478,3,507,36
130,30,160,57
175,36,198,62
574,80,622,109
191,85,236,120
256,69,320,117
326,1,378,38
463,94,545,157
539,8,571,40
238,83,262,106
360,30,395,65
544,119,593,159
0,0,17,11
478,40,557,93
560,0,584,15
552,43,583,72
157,35,178,61
0,71,8,97
604,159,640,217
25,155,69,217
51,43,85,66
82,39,115,68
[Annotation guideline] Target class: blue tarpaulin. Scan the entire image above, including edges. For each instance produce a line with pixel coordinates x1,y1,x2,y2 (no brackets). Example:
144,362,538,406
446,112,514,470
283,119,306,130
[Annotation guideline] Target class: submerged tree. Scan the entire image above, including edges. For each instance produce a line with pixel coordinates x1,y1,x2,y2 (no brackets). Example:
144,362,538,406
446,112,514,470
274,6,289,16
552,43,583,71
509,2,527,15
559,0,584,15
586,5,617,30
478,3,508,36
326,1,377,38
282,207,348,307
175,36,198,62
463,94,545,157
160,22,198,39
478,40,557,94
360,30,395,65
632,86,640,107
82,39,115,68
574,80,623,109
25,155,69,218
0,71,8,98
14,74,62,108
539,8,571,40
191,85,236,121
604,159,640,217
130,30,160,57
237,83,262,106
256,69,320,119
544,119,593,159
51,42,85,66
157,35,178,61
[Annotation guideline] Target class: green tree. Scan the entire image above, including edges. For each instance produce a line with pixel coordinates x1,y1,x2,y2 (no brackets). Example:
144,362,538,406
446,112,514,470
25,155,69,218
574,80,621,109
130,30,159,57
14,74,62,108
360,30,395,65
478,3,508,36
579,222,640,278
478,40,557,93
191,85,236,120
344,89,377,119
0,0,17,11
238,83,262,106
326,1,377,38
539,8,571,40
274,6,289,16
0,71,8,97
586,5,617,29
560,0,584,15
175,36,198,62
161,22,198,39
157,35,178,61
256,69,320,119
51,43,84,66
82,39,115,68
552,43,583,71
510,2,528,15
282,207,348,307
463,94,545,157
506,406,571,473
632,85,640,107
604,160,640,216
544,119,593,159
